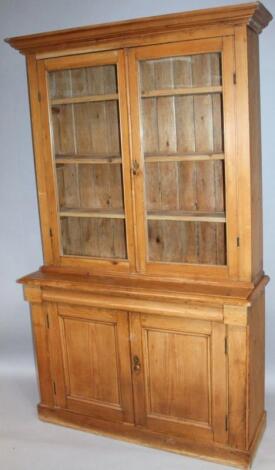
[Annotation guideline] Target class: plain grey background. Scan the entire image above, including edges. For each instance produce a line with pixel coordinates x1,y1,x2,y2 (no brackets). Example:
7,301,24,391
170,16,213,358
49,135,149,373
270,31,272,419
0,0,274,469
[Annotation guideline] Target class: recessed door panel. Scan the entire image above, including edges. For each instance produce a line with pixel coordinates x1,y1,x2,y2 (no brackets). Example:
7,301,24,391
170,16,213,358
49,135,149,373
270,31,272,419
48,304,134,423
62,318,120,405
145,329,210,423
130,313,228,443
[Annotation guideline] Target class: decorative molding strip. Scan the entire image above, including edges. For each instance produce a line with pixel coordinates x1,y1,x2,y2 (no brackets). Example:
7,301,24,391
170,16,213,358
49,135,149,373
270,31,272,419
5,3,272,55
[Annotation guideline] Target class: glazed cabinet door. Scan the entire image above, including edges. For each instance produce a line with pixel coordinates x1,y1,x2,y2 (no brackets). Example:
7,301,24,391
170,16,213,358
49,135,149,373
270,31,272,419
35,50,135,273
128,37,238,281
130,313,228,444
47,304,134,423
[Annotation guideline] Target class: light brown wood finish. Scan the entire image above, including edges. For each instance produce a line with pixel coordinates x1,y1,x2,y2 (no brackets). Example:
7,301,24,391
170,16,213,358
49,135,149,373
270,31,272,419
8,3,271,469
247,292,265,446
37,50,136,269
130,314,227,443
129,37,234,274
30,300,54,407
26,56,55,264
6,3,272,55
51,304,134,423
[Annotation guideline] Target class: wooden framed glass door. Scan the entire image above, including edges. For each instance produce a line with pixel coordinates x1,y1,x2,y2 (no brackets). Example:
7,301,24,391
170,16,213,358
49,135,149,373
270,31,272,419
128,37,238,280
37,50,135,273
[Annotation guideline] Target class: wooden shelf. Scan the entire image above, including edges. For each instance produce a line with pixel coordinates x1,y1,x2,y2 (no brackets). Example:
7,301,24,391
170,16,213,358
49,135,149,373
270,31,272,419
59,208,125,219
56,155,122,164
147,211,226,223
141,85,222,99
51,93,118,106
144,153,224,163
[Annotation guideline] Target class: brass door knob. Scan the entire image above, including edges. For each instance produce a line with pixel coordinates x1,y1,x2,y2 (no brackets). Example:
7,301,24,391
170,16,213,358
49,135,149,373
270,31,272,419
133,355,141,372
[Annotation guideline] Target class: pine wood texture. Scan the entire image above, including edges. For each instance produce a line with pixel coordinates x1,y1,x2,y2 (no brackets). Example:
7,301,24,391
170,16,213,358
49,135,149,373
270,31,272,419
5,3,272,55
24,278,267,469
52,304,134,422
8,2,272,468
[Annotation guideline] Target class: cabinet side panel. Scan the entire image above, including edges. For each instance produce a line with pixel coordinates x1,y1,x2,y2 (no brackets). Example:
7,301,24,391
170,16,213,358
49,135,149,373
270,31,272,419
248,292,265,445
228,324,247,449
30,302,54,406
247,28,263,281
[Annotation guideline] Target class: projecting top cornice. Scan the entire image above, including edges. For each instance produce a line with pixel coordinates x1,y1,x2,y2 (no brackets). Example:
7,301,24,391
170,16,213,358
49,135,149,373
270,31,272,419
5,2,273,55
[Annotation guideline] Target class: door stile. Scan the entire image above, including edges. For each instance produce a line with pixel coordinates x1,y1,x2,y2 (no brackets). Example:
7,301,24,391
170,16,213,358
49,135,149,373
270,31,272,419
116,50,136,272
127,49,148,273
37,60,63,264
26,55,55,264
129,313,147,425
221,36,239,280
211,322,228,444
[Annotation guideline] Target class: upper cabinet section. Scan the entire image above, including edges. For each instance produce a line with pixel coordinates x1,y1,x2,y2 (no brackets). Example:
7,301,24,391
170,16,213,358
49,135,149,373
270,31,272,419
6,3,272,284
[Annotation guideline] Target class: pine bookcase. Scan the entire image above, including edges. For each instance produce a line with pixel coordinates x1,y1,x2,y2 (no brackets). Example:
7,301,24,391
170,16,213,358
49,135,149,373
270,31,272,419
6,2,272,467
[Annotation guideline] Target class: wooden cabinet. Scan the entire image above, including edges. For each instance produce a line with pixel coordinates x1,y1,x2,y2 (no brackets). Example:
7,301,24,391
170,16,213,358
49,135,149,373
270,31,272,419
6,2,272,468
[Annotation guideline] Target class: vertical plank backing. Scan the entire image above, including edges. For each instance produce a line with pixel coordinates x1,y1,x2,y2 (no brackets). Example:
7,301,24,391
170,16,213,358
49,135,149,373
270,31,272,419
192,54,217,265
154,59,178,260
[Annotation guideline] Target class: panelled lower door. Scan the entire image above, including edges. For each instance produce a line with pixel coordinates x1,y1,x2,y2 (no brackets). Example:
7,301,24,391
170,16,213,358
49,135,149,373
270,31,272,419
130,313,228,444
47,304,134,423
128,37,238,281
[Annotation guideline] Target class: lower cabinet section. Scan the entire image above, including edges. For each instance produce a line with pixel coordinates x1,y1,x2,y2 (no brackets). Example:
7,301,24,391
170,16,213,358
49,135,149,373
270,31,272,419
27,289,266,469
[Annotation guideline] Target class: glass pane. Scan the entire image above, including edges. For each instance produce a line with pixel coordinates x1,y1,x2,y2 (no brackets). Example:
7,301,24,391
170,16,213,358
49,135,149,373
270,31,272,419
139,52,226,266
148,221,226,265
49,65,117,99
48,64,127,259
140,53,222,93
51,101,120,157
61,217,126,258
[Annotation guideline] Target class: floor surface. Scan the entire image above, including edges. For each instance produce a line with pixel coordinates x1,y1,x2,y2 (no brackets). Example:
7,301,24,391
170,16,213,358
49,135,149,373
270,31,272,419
1,359,275,470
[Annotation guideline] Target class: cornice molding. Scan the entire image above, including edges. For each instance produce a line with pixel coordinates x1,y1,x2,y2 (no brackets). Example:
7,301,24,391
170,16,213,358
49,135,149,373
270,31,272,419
5,2,273,55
